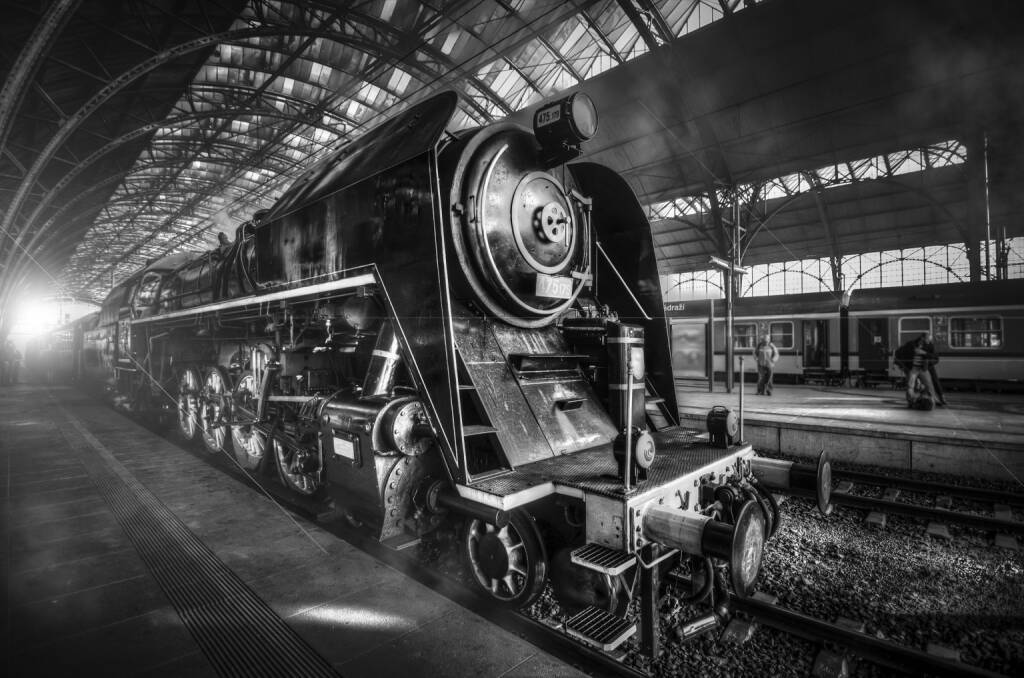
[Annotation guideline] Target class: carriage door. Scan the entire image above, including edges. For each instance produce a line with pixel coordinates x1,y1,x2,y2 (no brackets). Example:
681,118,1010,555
857,317,889,371
802,320,829,368
671,322,708,379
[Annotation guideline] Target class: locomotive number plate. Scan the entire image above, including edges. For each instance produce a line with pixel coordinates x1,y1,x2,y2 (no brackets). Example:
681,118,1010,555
535,105,561,127
535,273,573,299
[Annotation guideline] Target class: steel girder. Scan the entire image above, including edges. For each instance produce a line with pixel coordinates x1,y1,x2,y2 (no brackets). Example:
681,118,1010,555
0,0,82,165
71,0,601,292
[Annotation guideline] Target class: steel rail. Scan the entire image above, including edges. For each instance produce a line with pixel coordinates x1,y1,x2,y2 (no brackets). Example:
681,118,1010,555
793,488,1024,535
732,596,1008,678
833,469,1024,507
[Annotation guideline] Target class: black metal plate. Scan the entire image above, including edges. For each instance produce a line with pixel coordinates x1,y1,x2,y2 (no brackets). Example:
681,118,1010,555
468,427,740,499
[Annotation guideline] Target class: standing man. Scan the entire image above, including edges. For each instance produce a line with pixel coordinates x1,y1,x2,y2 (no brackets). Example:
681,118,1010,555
921,332,947,406
754,332,779,395
906,333,939,409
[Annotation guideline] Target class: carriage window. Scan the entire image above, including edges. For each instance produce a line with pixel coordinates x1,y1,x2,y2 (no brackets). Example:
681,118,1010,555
770,322,794,349
898,316,931,347
950,317,1002,348
733,323,757,349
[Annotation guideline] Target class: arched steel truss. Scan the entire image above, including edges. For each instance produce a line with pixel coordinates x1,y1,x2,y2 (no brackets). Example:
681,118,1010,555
1,0,711,325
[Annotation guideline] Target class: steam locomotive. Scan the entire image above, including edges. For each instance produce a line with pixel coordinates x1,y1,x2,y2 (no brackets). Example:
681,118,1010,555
55,91,831,654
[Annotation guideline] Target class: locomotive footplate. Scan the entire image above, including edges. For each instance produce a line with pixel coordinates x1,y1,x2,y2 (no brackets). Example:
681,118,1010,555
457,426,750,510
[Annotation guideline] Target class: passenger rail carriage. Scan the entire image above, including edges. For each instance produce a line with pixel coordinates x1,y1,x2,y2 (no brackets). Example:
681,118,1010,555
667,280,1024,389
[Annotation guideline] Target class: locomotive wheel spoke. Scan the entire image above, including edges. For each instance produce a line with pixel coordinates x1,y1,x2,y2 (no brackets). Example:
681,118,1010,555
176,367,202,441
200,366,230,454
272,439,322,496
230,371,266,472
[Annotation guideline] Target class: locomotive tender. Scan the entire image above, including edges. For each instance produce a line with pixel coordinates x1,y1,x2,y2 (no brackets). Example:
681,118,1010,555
66,91,831,653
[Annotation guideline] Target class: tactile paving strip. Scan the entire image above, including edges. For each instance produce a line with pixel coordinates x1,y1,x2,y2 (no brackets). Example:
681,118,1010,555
53,399,339,678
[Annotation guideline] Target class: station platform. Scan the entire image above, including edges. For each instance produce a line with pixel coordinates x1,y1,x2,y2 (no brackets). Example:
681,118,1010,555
675,381,1024,481
1,385,586,678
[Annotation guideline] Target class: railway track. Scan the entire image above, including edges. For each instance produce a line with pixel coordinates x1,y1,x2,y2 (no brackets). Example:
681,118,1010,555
788,468,1024,540
353,518,1012,678
730,594,1008,678
324,490,1016,678
833,470,1024,508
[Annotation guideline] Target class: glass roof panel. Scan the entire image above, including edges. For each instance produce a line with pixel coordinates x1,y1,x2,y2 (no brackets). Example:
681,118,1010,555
60,0,741,296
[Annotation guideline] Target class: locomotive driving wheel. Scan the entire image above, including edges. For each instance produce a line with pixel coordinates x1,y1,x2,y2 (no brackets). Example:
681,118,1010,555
230,371,266,471
464,509,547,607
176,367,202,441
272,438,322,496
199,366,230,454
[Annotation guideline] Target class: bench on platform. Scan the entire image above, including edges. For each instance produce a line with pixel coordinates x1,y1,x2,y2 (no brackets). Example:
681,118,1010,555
802,368,842,386
857,369,899,389
857,358,900,389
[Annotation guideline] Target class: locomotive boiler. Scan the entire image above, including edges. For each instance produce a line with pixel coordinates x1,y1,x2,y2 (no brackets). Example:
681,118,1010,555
74,91,832,654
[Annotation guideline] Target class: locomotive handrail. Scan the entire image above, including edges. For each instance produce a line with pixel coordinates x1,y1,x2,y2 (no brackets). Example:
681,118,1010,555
594,241,652,321
128,272,376,325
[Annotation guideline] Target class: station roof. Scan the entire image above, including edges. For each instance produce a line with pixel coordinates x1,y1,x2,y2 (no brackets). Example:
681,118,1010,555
0,0,1021,314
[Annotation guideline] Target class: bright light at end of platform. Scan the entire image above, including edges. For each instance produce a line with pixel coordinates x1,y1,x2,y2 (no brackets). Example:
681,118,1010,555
8,297,93,338
9,298,51,337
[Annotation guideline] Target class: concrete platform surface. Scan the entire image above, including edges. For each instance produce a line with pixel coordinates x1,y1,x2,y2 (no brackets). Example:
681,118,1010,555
675,383,1024,481
1,385,587,678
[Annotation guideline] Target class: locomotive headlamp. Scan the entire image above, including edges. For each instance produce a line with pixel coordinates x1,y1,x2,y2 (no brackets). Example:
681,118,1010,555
643,501,766,597
533,92,598,166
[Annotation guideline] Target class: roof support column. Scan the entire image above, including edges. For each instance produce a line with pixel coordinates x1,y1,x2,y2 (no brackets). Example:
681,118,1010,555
708,185,748,393
805,174,843,293
964,126,989,282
